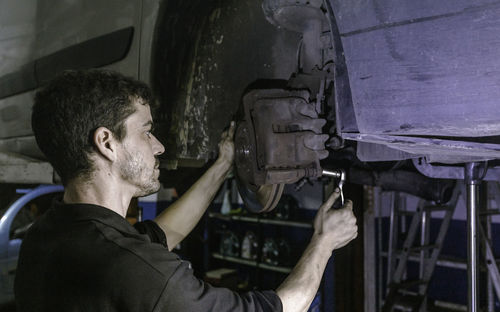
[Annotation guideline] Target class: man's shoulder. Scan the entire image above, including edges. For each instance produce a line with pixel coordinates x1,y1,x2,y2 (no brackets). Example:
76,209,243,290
91,220,182,277
24,210,182,279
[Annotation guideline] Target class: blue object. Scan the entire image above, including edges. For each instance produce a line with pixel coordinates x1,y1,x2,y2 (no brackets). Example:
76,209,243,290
0,184,64,304
139,202,157,221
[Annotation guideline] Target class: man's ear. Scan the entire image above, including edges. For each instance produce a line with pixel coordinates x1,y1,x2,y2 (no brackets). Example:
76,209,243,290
93,127,118,162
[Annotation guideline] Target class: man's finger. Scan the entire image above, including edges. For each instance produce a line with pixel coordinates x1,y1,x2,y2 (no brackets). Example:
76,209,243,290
227,121,235,140
315,189,339,234
321,188,340,211
342,200,353,210
347,216,357,225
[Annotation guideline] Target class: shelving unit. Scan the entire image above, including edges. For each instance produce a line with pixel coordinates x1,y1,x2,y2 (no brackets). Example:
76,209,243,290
204,181,330,312
211,252,292,273
208,212,313,228
208,212,311,275
206,209,314,287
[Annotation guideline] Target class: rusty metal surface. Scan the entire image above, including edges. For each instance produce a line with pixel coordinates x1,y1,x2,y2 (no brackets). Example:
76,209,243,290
236,89,328,185
235,180,284,214
153,0,301,165
234,88,328,212
256,184,285,213
227,1,336,212
263,0,329,74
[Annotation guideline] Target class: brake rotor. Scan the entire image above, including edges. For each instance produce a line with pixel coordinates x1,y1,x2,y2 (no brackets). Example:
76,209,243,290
234,121,284,213
236,180,285,214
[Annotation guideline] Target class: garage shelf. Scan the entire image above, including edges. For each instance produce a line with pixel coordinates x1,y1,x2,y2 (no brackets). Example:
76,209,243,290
211,252,292,273
208,212,312,228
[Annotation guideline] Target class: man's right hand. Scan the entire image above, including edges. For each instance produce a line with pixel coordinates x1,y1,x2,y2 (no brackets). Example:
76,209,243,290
313,189,358,252
276,188,358,312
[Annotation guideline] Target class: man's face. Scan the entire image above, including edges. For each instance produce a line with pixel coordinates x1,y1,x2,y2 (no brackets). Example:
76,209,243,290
116,99,165,197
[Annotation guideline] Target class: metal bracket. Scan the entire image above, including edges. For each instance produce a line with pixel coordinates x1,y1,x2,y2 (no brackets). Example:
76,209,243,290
413,158,500,181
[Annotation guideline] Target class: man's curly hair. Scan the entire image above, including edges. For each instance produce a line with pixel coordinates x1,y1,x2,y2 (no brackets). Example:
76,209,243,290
32,69,153,185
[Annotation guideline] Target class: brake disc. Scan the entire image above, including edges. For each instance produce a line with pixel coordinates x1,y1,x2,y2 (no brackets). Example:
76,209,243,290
235,120,285,213
236,181,285,214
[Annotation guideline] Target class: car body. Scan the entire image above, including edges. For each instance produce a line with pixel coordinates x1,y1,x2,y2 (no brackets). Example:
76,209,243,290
0,184,64,305
1,0,499,190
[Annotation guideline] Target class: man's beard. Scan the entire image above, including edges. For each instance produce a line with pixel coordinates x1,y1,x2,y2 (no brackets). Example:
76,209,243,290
119,149,160,197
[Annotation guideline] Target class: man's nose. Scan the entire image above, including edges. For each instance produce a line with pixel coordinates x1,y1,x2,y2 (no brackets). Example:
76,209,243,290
153,135,165,155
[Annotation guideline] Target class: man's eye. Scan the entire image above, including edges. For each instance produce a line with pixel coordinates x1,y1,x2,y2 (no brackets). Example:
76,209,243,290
146,131,152,138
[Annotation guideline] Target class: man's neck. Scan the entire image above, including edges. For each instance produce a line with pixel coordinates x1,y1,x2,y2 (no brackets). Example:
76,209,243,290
63,175,133,218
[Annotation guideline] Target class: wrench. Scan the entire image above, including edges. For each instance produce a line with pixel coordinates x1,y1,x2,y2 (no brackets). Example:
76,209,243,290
322,169,346,206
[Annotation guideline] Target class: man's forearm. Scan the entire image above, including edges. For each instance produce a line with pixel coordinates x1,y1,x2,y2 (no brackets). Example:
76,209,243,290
154,158,231,250
278,192,358,312
277,235,333,312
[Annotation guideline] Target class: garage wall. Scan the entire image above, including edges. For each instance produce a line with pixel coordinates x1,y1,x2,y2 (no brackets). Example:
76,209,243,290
0,0,37,76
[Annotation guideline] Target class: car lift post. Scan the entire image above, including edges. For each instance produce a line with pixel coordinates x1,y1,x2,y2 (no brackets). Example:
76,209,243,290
465,162,487,312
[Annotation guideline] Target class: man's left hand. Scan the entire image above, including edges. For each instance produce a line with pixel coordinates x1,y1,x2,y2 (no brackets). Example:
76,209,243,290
217,121,235,167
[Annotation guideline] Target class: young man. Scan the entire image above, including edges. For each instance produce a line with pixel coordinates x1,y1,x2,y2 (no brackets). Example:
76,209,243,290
15,69,357,311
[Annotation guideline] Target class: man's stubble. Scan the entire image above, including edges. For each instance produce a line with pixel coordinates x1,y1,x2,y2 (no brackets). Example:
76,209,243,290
119,147,160,197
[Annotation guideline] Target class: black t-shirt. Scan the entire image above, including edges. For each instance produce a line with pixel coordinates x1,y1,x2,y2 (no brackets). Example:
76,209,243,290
14,201,282,311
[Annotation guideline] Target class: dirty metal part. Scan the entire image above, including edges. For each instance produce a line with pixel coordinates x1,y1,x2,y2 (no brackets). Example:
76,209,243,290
343,133,500,164
263,0,340,137
235,88,329,213
256,184,285,213
234,121,254,183
262,0,358,140
348,168,456,204
235,120,285,213
232,1,336,213
293,178,310,192
153,0,302,163
236,88,328,185
413,157,500,181
262,0,330,74
326,136,344,150
323,0,358,134
236,180,284,214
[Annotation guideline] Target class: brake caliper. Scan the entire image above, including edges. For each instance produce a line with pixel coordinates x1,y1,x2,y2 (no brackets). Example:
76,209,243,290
235,89,328,212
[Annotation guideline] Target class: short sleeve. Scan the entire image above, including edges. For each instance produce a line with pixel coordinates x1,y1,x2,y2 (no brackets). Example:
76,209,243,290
134,220,168,249
154,260,283,312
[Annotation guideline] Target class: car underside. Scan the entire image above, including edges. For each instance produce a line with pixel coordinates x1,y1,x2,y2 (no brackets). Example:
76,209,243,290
3,1,500,310
1,0,500,210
